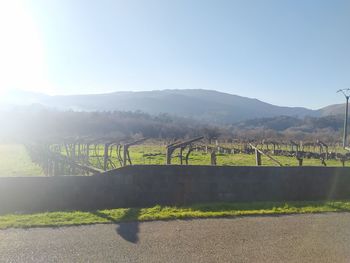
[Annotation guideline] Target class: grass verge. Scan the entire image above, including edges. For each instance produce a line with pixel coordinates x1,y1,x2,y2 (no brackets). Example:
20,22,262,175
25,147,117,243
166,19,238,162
1,200,350,229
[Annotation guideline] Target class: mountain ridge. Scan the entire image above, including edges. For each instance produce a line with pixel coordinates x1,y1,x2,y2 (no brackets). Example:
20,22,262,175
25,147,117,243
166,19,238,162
2,89,344,123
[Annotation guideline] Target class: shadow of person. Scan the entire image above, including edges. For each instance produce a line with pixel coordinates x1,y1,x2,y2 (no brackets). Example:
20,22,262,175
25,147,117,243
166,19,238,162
116,208,141,243
116,221,140,243
92,208,140,244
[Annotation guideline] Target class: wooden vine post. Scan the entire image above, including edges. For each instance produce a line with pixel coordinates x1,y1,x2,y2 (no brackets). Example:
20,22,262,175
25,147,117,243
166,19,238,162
122,138,148,167
255,149,262,166
249,143,283,167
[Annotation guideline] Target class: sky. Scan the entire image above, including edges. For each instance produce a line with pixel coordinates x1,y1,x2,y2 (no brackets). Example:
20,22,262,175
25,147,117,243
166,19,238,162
0,0,349,109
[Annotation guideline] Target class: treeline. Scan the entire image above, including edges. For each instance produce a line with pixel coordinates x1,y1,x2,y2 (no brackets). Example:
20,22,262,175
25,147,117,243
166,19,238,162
0,107,344,143
0,108,223,142
232,115,343,143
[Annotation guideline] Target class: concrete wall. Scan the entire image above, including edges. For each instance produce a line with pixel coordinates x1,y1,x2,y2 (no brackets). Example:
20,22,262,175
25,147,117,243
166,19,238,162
1,165,350,214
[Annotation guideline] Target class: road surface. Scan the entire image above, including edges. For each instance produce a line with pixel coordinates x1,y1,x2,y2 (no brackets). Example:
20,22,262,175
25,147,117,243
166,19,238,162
1,213,350,262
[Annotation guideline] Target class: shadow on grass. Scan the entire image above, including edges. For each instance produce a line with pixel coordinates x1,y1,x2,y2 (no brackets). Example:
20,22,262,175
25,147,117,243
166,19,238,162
92,208,141,244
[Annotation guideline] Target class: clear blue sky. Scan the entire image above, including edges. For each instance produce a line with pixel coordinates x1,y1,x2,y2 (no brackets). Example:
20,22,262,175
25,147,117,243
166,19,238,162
1,0,349,109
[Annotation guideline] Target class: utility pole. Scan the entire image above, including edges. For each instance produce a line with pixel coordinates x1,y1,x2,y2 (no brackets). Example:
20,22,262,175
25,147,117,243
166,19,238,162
337,89,350,148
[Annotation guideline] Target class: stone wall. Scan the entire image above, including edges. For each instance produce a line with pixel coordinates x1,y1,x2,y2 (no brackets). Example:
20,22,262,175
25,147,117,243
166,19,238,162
1,165,350,214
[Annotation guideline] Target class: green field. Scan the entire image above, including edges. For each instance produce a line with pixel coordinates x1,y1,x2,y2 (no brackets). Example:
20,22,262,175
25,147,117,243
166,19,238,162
100,144,349,168
0,143,349,177
82,143,349,169
1,200,350,229
127,145,349,167
0,145,43,177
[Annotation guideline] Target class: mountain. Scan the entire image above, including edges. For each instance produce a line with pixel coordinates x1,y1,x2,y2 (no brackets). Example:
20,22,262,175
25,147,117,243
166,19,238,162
235,115,343,132
319,103,346,116
2,89,322,123
1,89,49,106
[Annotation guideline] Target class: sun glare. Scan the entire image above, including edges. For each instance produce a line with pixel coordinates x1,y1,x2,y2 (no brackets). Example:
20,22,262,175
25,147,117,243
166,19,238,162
0,0,52,96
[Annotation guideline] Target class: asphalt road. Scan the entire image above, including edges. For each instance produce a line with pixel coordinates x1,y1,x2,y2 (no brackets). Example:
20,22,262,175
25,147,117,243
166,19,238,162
1,213,350,263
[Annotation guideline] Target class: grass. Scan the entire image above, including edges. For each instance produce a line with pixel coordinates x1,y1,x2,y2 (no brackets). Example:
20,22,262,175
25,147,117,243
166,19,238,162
0,143,349,177
133,146,350,167
0,144,43,177
89,144,350,168
1,201,350,229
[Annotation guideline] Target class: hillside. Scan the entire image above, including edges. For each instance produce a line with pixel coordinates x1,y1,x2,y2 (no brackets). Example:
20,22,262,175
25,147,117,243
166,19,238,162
0,108,343,143
3,89,320,123
319,103,345,116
